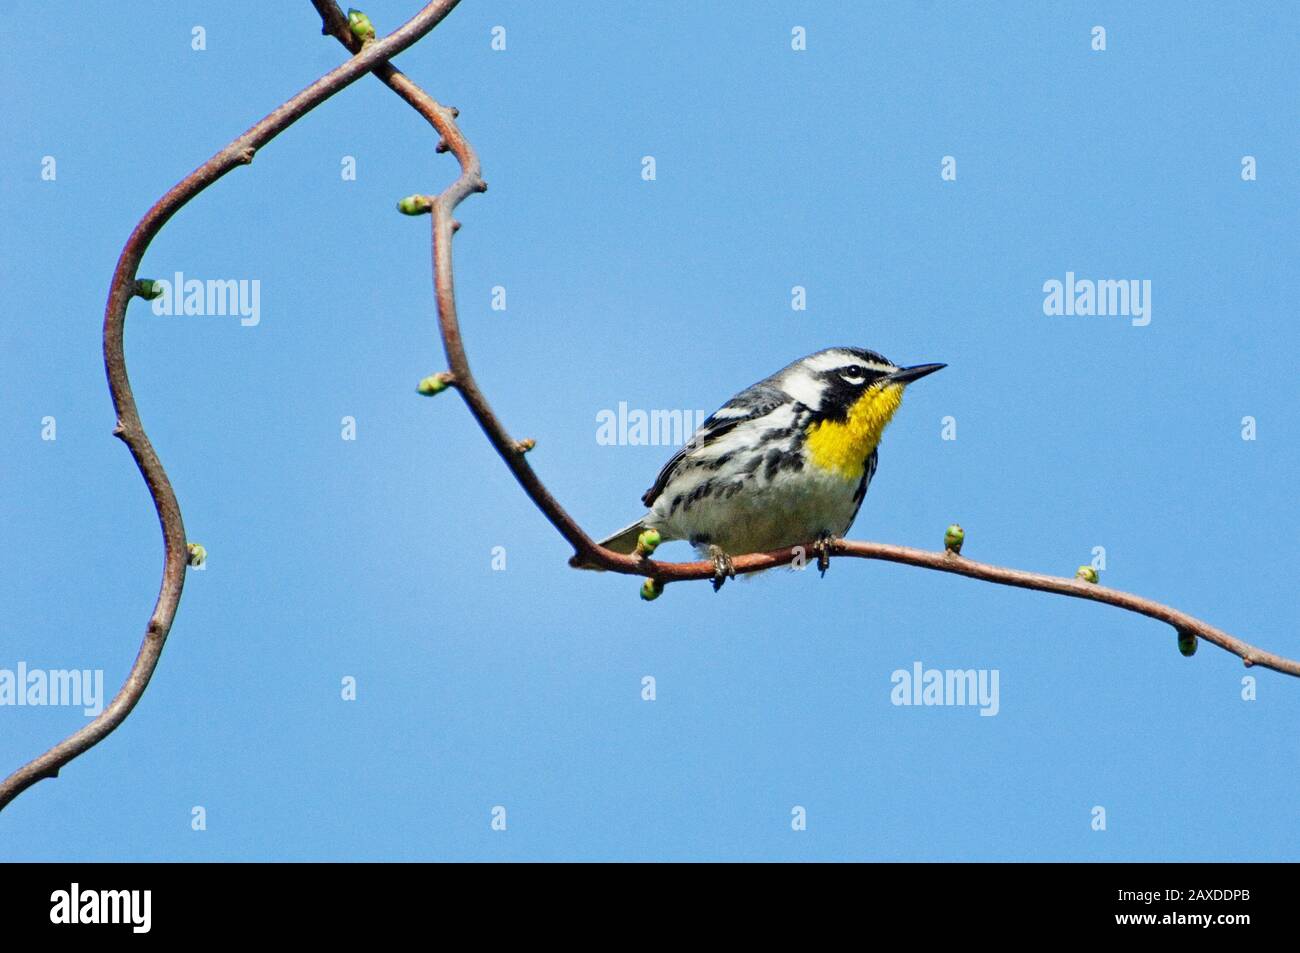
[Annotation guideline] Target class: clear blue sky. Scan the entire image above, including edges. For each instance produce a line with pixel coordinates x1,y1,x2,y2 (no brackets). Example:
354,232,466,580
2,1,1297,860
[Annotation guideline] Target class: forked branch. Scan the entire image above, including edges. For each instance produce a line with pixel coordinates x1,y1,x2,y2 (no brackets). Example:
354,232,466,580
322,4,1299,680
3,0,1293,821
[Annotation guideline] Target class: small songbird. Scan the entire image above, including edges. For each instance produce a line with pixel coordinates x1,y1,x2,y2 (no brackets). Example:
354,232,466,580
576,347,944,589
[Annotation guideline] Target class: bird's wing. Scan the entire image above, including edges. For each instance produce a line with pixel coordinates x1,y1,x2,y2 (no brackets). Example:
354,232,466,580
640,386,790,508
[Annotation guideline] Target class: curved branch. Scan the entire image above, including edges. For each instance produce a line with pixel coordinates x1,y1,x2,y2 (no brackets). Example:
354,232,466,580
612,540,1300,678
314,2,596,556
326,6,1300,683
0,1,465,814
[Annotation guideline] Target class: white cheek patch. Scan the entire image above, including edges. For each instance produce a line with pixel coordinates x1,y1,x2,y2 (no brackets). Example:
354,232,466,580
780,367,825,410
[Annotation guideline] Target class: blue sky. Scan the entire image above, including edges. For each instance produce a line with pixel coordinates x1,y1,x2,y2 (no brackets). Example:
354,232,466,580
2,1,1297,860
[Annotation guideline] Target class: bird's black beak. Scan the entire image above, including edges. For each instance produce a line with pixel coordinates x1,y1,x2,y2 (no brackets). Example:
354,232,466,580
887,363,946,384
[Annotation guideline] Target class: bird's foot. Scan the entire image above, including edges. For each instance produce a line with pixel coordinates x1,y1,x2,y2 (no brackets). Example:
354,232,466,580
708,545,736,592
813,532,837,577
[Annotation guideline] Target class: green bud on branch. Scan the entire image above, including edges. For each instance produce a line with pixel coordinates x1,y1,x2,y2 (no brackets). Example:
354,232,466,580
944,524,964,555
635,528,662,557
416,372,454,396
1075,565,1099,584
640,578,663,602
397,194,434,216
133,279,163,300
347,8,375,43
186,543,207,568
1177,630,1197,657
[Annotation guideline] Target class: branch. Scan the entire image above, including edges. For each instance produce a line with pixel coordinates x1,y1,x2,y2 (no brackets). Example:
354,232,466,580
316,3,596,556
628,540,1300,678
329,8,1300,682
0,1,465,815
316,5,605,562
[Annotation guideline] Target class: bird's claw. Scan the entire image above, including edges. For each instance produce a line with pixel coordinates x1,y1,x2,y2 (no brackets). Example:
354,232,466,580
709,545,736,592
813,533,836,577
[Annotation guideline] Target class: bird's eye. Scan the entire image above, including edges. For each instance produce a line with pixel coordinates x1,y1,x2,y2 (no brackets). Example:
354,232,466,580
840,365,866,385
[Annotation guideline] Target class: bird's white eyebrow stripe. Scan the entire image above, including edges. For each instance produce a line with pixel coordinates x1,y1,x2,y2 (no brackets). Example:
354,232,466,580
802,351,856,372
802,351,895,375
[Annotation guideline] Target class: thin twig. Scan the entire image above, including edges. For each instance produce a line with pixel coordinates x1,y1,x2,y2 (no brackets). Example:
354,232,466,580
317,3,1300,682
0,0,465,815
315,1,595,556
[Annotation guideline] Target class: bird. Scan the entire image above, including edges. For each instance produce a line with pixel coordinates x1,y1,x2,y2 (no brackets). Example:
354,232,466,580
576,347,945,589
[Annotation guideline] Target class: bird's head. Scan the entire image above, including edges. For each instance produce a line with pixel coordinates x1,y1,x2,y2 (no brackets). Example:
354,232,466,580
780,347,945,421
783,347,946,478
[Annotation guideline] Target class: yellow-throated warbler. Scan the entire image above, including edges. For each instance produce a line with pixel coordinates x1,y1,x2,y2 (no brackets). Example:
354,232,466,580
580,347,944,589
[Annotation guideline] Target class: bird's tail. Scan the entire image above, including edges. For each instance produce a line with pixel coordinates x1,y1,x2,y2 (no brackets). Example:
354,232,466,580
569,518,650,570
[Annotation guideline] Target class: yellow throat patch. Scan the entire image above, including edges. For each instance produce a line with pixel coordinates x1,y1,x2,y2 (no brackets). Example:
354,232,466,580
804,383,905,480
